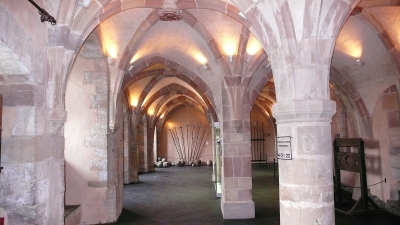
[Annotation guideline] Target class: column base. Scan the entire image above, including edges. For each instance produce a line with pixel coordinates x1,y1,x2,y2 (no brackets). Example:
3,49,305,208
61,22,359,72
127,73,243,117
221,201,255,219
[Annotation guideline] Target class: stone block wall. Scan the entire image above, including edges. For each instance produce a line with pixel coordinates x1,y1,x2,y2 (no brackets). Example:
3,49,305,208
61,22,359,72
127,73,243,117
84,59,109,186
0,4,65,224
64,34,120,223
0,86,65,225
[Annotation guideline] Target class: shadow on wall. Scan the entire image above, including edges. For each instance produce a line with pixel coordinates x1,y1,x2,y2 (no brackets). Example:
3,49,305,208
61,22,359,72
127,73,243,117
64,160,88,208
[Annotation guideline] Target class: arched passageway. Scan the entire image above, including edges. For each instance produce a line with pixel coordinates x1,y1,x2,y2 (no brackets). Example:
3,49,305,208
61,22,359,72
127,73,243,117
1,1,400,225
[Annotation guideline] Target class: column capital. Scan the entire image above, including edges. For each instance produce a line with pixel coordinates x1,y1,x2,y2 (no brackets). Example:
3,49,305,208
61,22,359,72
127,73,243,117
272,99,336,123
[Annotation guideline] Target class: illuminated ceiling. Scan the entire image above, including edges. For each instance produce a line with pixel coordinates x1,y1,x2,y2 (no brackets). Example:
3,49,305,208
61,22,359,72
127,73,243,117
87,0,400,124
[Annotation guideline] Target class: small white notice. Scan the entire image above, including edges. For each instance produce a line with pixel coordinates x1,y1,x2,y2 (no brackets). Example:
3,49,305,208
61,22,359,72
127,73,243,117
277,136,292,160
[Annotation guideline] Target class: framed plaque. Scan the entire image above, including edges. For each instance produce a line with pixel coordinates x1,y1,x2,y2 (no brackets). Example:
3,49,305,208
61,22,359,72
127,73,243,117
277,136,292,160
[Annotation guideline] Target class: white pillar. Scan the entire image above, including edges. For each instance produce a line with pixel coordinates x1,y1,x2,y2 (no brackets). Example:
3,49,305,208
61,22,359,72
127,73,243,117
273,100,336,225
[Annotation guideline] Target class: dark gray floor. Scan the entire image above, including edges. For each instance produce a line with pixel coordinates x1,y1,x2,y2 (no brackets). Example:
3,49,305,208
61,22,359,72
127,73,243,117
104,164,400,225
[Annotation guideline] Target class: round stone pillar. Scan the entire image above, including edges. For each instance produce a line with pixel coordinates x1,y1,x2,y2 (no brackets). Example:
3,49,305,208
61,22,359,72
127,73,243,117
273,100,336,225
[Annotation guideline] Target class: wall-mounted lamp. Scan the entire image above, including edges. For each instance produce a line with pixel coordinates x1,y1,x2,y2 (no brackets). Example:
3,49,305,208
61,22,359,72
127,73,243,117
202,63,209,70
108,56,115,66
79,0,92,8
128,64,134,71
356,59,363,66
238,12,247,19
228,55,233,63
223,43,236,63
245,55,252,63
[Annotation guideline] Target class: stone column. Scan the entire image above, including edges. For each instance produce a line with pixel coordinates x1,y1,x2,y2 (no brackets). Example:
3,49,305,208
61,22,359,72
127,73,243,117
220,119,254,219
123,108,139,183
130,124,140,182
146,123,155,172
129,109,140,182
138,117,147,172
220,86,255,219
273,100,336,225
123,110,130,184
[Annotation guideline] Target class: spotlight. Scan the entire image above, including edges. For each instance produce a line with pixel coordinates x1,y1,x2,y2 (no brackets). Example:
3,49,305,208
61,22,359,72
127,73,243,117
356,59,363,66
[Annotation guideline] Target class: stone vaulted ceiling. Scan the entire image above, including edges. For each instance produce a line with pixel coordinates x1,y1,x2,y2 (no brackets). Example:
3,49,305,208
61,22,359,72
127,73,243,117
81,0,400,124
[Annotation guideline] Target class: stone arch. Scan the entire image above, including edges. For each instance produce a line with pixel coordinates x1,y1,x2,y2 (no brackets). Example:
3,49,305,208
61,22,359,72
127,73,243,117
140,84,208,119
249,69,273,106
254,99,274,117
133,72,208,113
64,1,264,121
330,66,373,138
122,56,218,121
360,10,400,77
65,0,251,69
155,99,209,129
117,8,239,76
141,84,202,109
151,94,210,123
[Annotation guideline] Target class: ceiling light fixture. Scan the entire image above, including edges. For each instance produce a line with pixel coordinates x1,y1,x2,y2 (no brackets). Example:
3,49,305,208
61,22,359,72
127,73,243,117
202,63,209,70
356,59,363,66
223,43,236,63
107,57,115,66
245,55,252,63
228,55,233,63
238,12,247,19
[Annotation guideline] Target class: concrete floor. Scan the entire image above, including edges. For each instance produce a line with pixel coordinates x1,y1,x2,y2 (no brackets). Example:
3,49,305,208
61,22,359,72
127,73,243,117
104,164,400,225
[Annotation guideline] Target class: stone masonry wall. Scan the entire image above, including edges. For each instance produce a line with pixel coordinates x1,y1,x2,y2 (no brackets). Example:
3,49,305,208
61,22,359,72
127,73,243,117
0,4,64,222
65,33,119,223
84,58,108,187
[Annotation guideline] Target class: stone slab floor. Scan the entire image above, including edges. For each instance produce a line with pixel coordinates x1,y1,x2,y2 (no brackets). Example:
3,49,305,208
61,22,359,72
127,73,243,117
102,164,400,225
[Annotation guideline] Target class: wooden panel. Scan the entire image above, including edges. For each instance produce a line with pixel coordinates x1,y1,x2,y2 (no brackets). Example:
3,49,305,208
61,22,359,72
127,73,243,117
335,152,362,172
334,138,362,147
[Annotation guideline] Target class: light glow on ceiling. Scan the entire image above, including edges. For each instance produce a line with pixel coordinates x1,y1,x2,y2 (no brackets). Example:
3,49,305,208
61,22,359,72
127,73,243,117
130,98,138,107
167,122,174,129
194,52,207,64
104,41,118,58
246,39,262,56
223,42,236,56
99,23,119,58
130,51,144,64
337,37,363,58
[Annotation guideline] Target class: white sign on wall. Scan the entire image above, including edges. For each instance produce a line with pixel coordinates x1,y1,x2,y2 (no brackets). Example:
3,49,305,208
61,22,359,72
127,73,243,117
277,136,292,160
